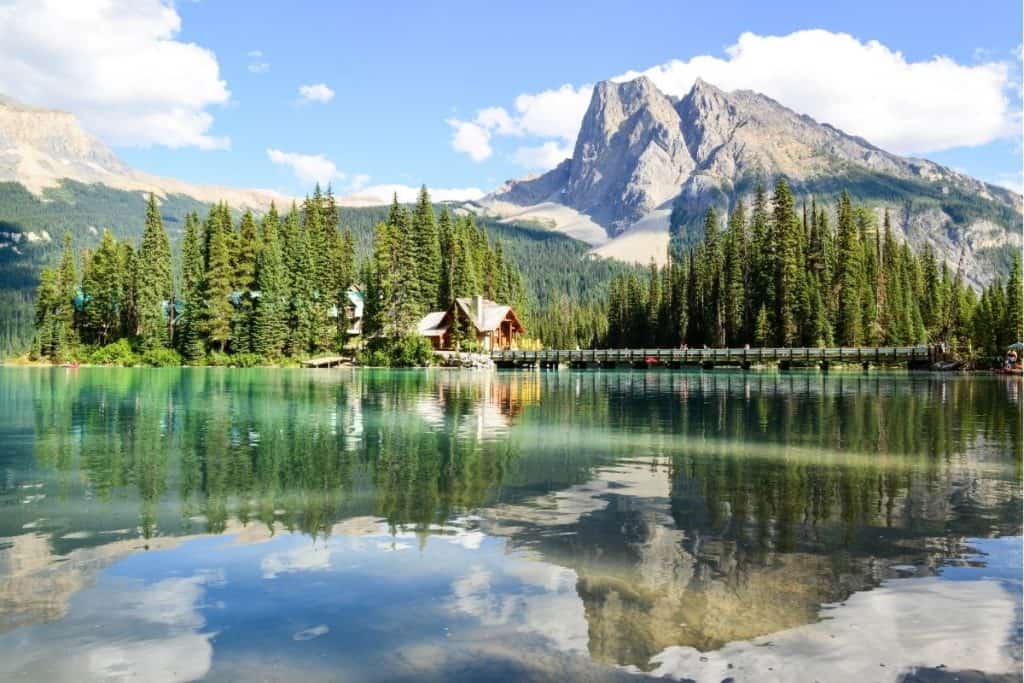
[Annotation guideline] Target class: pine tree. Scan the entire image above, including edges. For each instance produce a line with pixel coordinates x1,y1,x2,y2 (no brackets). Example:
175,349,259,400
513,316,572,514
834,191,863,345
754,305,771,347
749,184,773,333
81,230,124,345
772,179,801,346
410,185,442,310
723,201,747,345
56,232,78,352
1004,254,1023,345
33,267,59,359
437,206,456,306
179,212,206,361
205,205,235,352
856,207,880,343
231,209,259,353
253,204,290,357
136,194,174,349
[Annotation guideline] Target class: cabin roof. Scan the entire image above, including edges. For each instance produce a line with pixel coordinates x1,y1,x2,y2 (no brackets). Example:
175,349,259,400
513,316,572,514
417,311,449,337
454,297,519,332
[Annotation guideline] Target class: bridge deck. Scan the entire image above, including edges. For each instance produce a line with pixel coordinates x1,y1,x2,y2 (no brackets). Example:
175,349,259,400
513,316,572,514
491,345,934,365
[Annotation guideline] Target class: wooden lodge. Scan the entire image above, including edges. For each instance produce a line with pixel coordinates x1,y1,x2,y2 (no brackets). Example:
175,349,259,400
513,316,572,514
418,296,525,351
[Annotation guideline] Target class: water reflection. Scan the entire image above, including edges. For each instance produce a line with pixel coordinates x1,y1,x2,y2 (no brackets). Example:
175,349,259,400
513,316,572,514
0,368,1019,681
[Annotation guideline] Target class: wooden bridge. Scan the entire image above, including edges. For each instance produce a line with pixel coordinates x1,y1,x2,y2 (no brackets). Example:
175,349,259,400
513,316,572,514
491,345,939,370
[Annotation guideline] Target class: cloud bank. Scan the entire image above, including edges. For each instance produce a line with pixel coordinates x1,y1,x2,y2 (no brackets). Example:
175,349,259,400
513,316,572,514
266,148,482,204
0,0,231,150
449,29,1018,168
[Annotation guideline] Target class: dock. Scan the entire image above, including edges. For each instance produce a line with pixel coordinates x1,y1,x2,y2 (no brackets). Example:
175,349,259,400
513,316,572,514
301,355,352,368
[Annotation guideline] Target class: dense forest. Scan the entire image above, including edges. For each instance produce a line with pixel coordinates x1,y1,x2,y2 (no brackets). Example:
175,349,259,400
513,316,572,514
31,186,543,365
19,178,1024,366
598,180,1022,360
0,180,632,357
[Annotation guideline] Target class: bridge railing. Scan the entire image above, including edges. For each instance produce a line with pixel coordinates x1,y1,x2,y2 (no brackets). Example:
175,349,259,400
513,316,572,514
490,345,933,364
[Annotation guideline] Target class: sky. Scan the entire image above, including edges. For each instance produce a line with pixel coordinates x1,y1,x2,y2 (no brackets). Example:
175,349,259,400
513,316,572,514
0,0,1020,202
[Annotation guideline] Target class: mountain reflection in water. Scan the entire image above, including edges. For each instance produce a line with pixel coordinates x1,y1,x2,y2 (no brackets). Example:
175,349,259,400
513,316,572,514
0,368,1019,682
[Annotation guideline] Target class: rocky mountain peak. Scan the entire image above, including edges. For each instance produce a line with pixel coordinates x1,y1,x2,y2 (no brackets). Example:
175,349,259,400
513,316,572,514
484,77,1021,285
0,94,284,210
0,96,125,172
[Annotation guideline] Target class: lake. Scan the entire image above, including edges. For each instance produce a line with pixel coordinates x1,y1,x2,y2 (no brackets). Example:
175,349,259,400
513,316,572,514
0,367,1020,682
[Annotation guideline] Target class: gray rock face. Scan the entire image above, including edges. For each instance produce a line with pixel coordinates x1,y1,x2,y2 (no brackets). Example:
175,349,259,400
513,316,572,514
490,77,1023,284
0,95,285,210
564,77,694,231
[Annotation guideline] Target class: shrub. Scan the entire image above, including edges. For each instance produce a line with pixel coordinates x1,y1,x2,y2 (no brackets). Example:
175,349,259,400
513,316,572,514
356,348,388,367
140,348,183,367
89,339,137,366
205,351,265,367
357,336,434,367
390,335,434,367
229,352,265,368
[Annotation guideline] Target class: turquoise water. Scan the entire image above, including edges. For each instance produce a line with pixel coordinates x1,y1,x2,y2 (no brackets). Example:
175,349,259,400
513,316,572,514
0,367,1020,682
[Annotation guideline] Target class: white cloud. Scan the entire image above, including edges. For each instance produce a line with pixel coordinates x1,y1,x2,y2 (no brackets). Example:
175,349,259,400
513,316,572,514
267,148,342,187
512,84,593,142
349,173,371,191
446,118,493,162
451,29,1018,165
265,151,477,203
340,184,485,206
298,83,335,104
261,540,332,579
447,84,590,162
0,0,231,150
512,142,572,170
247,49,270,74
617,30,1015,154
476,107,522,136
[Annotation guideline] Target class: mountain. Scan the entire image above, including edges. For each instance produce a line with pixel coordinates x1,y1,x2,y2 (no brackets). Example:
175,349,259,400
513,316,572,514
473,76,1023,287
0,97,637,356
0,96,287,211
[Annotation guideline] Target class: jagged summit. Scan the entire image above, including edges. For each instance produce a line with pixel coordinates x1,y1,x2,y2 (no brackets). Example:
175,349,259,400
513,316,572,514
477,76,1021,285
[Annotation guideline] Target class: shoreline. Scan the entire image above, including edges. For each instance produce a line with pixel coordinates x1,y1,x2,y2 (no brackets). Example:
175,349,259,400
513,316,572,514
2,359,1016,374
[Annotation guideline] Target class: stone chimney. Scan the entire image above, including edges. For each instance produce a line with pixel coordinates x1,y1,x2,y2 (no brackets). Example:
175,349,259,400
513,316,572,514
473,295,484,328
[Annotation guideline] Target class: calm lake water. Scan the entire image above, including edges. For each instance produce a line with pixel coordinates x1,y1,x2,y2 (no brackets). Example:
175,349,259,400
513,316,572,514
0,367,1020,682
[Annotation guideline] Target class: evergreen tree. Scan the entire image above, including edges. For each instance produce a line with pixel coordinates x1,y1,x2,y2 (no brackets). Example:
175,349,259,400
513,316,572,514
33,267,60,359
253,204,290,357
81,230,124,345
772,179,801,346
136,194,174,349
410,185,442,310
56,232,78,351
754,305,771,347
723,201,747,345
232,209,259,352
178,212,206,361
833,191,863,345
205,204,235,352
1004,254,1023,345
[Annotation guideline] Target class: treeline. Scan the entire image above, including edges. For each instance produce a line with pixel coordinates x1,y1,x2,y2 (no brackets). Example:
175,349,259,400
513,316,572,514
32,185,527,365
605,180,1022,357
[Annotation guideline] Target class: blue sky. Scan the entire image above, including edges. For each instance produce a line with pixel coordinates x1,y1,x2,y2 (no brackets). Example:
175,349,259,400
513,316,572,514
1,1,1020,200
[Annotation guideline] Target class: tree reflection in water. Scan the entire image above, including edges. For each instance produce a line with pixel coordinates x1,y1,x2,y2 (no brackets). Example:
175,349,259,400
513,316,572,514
9,368,1022,669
